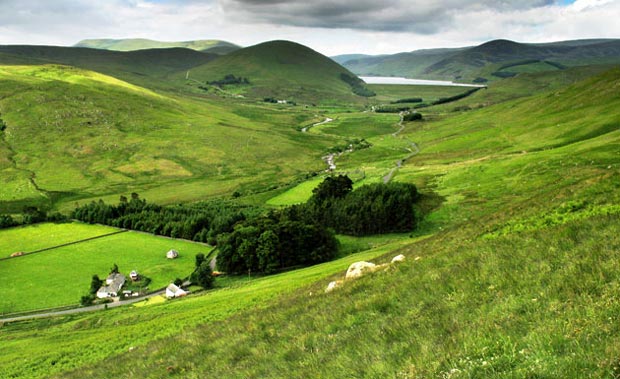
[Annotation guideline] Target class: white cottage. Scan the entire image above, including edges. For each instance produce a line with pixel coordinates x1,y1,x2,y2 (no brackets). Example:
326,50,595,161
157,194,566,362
165,283,187,299
97,273,126,298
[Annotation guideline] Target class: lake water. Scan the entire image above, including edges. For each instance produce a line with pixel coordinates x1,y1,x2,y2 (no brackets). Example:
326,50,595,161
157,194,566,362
360,76,485,87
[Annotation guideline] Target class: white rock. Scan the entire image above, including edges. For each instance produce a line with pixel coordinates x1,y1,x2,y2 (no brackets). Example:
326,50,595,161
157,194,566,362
325,280,342,293
391,254,406,263
345,261,377,280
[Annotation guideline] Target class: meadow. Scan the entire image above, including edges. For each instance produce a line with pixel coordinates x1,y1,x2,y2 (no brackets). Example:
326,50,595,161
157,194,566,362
0,223,209,314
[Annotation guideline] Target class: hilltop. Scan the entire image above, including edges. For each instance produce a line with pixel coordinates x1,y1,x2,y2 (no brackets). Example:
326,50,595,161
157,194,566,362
75,38,241,54
340,38,620,82
184,40,375,102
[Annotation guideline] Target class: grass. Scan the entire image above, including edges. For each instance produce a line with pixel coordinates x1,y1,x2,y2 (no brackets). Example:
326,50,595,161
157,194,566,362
1,45,620,378
0,224,209,314
0,222,117,257
0,64,338,213
0,238,413,379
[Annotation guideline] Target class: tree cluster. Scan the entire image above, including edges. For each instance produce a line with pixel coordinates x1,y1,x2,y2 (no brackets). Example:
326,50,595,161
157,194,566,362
283,175,419,236
403,112,423,122
208,74,250,87
72,195,259,244
391,98,423,104
0,207,68,231
190,253,214,289
216,214,339,274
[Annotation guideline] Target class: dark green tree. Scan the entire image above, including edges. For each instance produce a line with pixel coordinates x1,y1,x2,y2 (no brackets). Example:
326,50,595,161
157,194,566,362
193,262,214,289
89,275,103,295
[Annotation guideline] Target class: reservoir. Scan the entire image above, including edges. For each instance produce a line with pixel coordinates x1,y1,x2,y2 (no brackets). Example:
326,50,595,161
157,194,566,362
360,76,485,87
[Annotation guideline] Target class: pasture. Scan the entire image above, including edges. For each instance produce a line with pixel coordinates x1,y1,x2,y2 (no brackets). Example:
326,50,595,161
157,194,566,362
0,223,209,314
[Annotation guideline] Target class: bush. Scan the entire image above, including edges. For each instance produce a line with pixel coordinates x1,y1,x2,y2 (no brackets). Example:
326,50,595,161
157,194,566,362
403,112,423,122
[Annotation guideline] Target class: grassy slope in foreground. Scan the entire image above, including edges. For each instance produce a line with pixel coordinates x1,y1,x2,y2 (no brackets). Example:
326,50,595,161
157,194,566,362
54,214,620,378
0,238,413,379
185,40,370,103
0,222,207,314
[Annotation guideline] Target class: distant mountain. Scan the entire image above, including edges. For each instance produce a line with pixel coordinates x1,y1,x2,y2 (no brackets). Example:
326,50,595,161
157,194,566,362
330,54,377,65
185,40,374,102
341,39,620,83
74,38,241,55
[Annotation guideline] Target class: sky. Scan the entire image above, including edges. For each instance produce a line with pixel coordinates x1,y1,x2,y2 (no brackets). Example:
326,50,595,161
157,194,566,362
0,0,618,56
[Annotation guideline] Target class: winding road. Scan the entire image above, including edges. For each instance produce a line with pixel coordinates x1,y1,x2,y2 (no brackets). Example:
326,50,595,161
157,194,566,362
383,112,421,183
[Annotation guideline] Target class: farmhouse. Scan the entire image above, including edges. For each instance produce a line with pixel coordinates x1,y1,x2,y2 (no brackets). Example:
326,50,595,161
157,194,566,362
166,249,179,259
165,283,187,298
96,273,126,298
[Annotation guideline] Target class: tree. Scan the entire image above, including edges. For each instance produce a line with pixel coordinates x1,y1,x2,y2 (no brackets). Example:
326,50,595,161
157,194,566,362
89,275,103,295
110,263,119,275
192,262,214,289
195,253,206,268
311,175,353,202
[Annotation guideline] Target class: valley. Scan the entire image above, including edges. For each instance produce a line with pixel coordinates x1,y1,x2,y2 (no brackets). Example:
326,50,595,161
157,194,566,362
0,35,619,379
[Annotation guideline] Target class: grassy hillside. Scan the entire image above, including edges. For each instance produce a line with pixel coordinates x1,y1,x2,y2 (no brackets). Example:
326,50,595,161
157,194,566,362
74,38,240,54
0,59,618,378
342,39,620,83
0,64,338,213
184,40,374,103
0,45,216,90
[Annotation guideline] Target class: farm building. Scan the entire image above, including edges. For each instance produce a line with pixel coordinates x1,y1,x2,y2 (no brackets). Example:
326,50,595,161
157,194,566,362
97,273,126,298
165,283,187,298
129,270,139,281
166,249,179,259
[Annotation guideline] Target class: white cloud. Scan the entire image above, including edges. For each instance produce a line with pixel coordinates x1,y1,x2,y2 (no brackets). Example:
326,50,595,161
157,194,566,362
0,0,617,55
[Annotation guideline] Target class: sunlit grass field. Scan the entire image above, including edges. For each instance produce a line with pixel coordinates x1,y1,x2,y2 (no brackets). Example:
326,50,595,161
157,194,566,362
0,223,209,314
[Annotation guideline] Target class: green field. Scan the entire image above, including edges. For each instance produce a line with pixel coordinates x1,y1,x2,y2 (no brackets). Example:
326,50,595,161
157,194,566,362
0,223,209,313
0,222,117,257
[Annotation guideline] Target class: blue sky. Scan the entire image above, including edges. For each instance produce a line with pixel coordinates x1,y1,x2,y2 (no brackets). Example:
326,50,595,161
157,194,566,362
0,0,617,55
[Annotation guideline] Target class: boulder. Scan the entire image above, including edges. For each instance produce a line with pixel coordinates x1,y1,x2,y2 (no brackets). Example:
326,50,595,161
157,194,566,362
391,254,406,263
345,261,377,280
325,280,342,293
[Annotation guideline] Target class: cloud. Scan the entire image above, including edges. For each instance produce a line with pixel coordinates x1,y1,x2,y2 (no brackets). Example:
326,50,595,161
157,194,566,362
218,0,556,33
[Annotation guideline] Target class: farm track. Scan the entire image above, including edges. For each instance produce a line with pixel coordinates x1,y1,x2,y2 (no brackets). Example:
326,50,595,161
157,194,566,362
384,113,420,183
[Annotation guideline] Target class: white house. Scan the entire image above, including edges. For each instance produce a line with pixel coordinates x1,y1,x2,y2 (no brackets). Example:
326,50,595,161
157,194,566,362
166,249,179,259
165,283,187,299
97,273,126,298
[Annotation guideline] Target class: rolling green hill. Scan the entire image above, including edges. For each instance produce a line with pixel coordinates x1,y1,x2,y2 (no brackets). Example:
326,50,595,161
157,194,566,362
0,45,216,89
74,38,241,54
1,59,619,378
184,40,375,103
342,39,620,83
0,63,337,213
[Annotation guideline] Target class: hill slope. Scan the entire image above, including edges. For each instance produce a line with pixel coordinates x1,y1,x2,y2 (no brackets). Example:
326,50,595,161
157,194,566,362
0,45,216,89
75,38,241,54
0,64,336,213
342,38,620,82
184,40,374,103
1,62,619,379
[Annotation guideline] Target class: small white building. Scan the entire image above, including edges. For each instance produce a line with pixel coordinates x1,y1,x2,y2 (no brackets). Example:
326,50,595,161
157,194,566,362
165,283,187,299
129,270,139,281
97,273,126,298
166,249,179,259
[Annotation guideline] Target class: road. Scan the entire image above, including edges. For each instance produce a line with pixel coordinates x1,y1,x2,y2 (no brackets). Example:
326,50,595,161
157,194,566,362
0,288,167,323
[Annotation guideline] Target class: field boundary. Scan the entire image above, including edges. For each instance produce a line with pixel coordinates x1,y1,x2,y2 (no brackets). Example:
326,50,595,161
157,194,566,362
0,229,128,261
